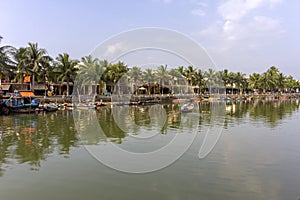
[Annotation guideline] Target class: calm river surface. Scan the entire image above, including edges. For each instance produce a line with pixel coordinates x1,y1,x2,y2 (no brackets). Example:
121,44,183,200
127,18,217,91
1,100,300,200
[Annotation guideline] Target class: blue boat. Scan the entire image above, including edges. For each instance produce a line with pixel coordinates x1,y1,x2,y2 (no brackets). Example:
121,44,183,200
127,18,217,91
5,91,39,113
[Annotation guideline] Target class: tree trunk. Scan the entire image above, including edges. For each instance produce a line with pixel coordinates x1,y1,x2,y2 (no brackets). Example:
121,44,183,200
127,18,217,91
67,78,70,96
31,74,35,92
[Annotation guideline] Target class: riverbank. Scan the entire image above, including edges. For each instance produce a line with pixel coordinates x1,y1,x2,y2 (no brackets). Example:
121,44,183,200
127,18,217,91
34,93,300,104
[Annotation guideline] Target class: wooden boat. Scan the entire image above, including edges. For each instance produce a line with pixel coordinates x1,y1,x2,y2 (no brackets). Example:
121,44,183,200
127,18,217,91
5,91,39,113
181,103,194,112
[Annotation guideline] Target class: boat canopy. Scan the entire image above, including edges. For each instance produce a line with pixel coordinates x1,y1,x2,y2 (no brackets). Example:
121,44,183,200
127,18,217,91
1,84,11,91
19,91,35,97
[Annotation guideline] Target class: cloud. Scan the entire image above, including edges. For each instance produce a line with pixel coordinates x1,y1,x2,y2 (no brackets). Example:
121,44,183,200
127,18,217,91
190,0,207,17
218,0,283,21
196,0,284,51
103,42,127,59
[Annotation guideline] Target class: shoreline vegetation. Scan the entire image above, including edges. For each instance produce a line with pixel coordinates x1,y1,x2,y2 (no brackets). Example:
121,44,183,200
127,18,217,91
1,37,300,103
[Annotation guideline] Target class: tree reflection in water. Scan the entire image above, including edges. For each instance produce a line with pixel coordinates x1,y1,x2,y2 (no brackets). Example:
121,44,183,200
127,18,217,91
0,100,299,176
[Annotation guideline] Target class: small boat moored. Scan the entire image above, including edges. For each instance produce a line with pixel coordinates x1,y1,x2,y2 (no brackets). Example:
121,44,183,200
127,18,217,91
5,91,39,113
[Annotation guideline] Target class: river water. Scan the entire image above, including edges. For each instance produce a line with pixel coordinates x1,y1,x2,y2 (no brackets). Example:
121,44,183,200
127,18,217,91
0,100,300,200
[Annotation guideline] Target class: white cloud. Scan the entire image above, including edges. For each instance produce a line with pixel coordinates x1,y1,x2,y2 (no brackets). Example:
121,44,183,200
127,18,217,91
103,42,127,59
196,0,284,51
190,0,207,17
218,0,283,21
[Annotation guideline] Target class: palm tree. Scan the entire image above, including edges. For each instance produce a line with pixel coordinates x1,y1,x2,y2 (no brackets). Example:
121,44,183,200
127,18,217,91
104,61,128,92
220,69,230,94
194,69,206,94
204,68,217,94
285,75,297,93
228,72,237,94
143,68,154,95
266,66,279,92
11,47,28,83
155,65,169,95
248,73,261,93
0,36,15,80
184,66,197,86
234,72,246,94
128,66,142,94
55,53,78,96
277,73,286,93
168,68,183,94
23,43,52,90
77,56,107,95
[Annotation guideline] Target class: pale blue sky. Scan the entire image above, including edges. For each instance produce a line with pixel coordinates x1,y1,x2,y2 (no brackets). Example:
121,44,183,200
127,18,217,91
1,0,300,78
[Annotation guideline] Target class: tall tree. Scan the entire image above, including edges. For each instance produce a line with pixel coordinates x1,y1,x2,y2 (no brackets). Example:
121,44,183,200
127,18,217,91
55,53,78,96
11,47,27,83
204,68,217,93
220,69,230,94
277,72,286,93
234,72,246,94
128,66,142,94
194,69,206,94
155,65,169,94
143,68,154,95
0,36,15,80
77,56,107,94
23,43,52,90
248,73,261,93
104,61,128,92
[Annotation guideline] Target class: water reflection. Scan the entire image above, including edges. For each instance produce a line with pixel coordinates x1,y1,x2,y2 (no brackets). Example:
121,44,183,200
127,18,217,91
224,100,300,128
0,100,299,176
0,111,78,176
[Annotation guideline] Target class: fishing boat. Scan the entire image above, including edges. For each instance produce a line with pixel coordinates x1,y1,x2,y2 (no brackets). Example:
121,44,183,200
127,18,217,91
5,91,39,113
181,103,194,112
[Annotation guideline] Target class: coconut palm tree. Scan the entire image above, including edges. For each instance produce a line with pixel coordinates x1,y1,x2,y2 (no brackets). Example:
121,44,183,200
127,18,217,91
128,66,142,94
155,65,169,95
266,66,279,92
248,73,261,93
23,43,52,90
11,47,28,83
220,69,230,94
194,69,206,94
204,68,217,94
104,61,128,92
77,56,108,95
285,75,297,93
234,72,246,94
143,68,154,95
0,36,15,80
277,72,286,93
168,68,183,94
55,53,78,96
184,66,197,86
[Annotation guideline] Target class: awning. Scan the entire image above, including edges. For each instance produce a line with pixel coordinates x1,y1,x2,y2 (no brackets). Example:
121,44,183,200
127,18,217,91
19,91,35,97
1,84,11,91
